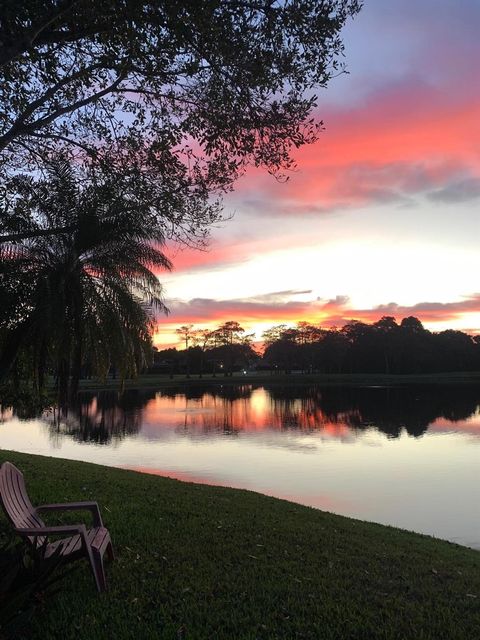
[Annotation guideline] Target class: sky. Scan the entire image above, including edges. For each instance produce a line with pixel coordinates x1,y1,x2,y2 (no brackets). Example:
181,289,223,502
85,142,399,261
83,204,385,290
155,0,480,348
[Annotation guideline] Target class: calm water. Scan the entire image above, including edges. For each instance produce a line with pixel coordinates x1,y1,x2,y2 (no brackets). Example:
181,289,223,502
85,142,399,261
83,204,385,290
1,383,480,549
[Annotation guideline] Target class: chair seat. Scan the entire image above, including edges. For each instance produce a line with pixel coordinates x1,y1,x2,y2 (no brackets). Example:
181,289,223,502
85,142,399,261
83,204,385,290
45,526,111,559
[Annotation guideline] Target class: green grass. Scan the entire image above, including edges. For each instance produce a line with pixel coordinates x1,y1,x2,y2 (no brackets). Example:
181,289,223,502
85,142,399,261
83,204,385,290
1,451,479,640
78,370,480,391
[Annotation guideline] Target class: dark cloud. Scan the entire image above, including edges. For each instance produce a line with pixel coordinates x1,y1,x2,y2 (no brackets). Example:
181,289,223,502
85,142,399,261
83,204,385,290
427,177,480,203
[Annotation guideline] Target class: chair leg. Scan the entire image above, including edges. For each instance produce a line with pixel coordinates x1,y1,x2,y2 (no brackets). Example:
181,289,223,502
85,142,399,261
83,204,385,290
92,548,107,592
85,544,106,593
106,541,115,562
87,553,105,593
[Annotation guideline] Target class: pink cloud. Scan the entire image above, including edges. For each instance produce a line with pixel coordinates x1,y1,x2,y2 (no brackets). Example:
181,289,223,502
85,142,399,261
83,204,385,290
233,80,480,213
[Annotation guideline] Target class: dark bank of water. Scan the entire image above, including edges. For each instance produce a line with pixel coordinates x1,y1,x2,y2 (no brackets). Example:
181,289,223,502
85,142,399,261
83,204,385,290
1,383,479,548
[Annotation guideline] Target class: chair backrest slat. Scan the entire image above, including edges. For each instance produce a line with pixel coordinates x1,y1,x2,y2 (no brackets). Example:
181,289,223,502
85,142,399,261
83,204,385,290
0,463,46,547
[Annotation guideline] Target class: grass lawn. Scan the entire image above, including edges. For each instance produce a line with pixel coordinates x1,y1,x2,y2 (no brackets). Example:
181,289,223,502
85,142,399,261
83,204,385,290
1,451,479,640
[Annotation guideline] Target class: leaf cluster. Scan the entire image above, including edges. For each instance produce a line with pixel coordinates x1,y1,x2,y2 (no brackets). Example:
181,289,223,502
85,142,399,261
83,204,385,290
0,1,361,193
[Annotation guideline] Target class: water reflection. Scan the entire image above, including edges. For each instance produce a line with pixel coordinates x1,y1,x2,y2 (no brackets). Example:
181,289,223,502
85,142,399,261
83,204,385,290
40,383,480,444
47,390,147,445
2,383,480,548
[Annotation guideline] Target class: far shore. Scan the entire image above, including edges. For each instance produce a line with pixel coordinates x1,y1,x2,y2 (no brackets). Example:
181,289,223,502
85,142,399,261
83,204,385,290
77,370,480,392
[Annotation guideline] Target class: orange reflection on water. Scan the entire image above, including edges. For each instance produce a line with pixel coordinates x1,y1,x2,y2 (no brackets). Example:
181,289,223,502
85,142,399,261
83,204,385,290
429,413,480,436
141,387,355,439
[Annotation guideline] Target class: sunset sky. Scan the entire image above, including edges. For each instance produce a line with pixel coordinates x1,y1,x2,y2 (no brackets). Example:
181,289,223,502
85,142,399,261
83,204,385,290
155,0,480,348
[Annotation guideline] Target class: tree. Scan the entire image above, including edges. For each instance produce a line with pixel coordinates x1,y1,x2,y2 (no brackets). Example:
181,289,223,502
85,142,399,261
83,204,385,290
176,325,194,351
0,159,170,399
0,0,361,242
262,324,288,347
191,328,214,378
210,321,256,375
397,316,430,373
400,316,426,334
296,322,323,345
373,316,399,374
214,321,246,346
176,323,195,377
263,328,300,373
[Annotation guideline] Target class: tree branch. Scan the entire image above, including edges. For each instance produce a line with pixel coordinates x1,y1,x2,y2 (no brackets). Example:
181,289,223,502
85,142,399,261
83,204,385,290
0,225,76,244
0,71,126,153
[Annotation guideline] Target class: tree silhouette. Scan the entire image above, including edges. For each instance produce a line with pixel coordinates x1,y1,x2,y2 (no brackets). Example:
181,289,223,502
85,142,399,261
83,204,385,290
0,1,361,242
176,325,194,351
261,316,480,375
191,329,215,378
0,159,170,399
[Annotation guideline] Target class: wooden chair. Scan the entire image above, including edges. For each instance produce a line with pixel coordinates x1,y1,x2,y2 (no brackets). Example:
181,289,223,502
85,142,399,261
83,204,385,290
0,462,114,592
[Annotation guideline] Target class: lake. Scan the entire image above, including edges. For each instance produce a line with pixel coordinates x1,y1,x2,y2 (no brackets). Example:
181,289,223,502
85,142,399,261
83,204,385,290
1,382,480,549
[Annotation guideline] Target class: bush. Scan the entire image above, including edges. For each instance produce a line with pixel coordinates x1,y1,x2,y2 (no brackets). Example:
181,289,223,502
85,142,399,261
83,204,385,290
0,533,73,639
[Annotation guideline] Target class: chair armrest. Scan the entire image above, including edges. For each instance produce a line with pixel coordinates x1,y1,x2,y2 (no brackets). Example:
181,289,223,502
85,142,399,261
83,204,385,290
37,502,103,527
15,524,87,537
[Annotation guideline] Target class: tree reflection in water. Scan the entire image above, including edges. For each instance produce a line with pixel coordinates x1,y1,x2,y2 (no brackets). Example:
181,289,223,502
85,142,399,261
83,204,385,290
40,383,480,444
266,385,480,438
47,390,155,445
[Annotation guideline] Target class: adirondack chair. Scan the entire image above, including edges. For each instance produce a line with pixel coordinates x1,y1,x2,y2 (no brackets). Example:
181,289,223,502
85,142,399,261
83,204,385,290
0,462,114,592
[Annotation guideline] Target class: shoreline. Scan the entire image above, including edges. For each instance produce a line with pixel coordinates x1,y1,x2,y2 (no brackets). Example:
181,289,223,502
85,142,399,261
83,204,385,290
77,370,480,391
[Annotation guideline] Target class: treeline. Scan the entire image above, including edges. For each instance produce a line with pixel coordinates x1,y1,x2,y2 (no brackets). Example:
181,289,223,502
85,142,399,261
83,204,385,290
155,316,480,375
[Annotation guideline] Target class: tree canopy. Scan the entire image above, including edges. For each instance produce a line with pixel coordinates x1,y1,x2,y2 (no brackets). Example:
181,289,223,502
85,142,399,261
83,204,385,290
0,0,361,243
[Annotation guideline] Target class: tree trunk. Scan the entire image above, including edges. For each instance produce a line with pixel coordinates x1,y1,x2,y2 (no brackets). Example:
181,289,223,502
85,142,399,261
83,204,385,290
69,286,84,400
0,318,33,383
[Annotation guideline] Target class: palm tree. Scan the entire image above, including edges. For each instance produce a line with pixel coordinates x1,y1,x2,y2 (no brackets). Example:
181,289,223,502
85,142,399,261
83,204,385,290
0,159,171,400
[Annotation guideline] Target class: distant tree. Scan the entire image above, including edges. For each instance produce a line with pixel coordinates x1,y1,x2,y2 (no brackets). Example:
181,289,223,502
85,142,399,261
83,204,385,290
341,321,373,372
175,324,195,377
397,317,431,373
214,321,246,346
260,316,480,375
296,322,324,345
191,328,214,378
262,324,289,347
155,347,181,378
263,330,300,373
373,316,399,374
434,330,475,372
210,321,256,375
176,325,194,351
316,330,349,373
400,316,426,333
